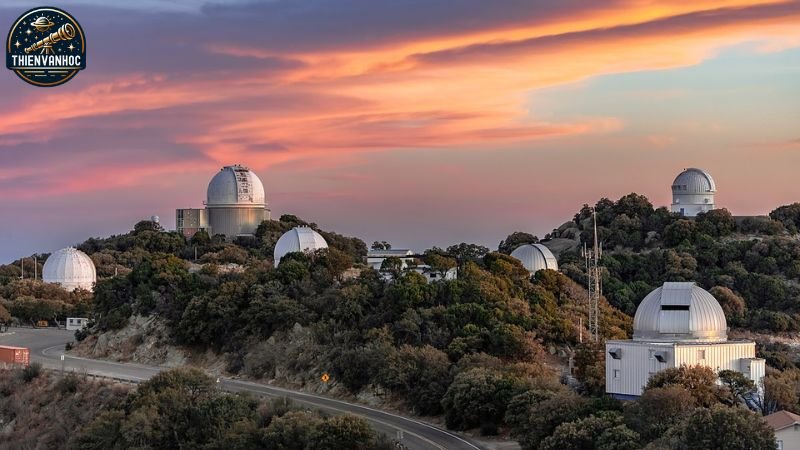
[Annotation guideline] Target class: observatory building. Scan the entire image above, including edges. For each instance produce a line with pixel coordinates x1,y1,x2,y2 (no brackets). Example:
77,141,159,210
510,244,558,275
177,165,270,240
274,226,328,267
42,247,96,292
605,282,764,399
670,168,716,217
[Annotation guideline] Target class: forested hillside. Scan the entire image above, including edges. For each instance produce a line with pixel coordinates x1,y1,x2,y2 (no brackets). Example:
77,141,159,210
546,194,800,333
3,199,800,447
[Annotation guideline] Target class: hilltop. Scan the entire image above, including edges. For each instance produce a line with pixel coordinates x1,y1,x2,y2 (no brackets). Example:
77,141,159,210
2,195,800,448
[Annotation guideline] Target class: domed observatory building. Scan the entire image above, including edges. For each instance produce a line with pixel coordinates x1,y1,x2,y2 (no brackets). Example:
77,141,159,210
42,247,96,292
273,227,328,267
605,282,764,399
510,244,558,275
176,165,271,240
670,168,716,217
206,165,270,239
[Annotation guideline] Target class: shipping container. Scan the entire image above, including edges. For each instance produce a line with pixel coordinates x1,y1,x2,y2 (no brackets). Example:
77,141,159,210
0,346,30,366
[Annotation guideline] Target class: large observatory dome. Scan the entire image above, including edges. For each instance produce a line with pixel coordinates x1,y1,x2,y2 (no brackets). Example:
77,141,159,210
633,282,727,342
206,165,266,207
274,227,329,267
670,168,716,217
671,168,716,195
510,244,558,274
42,247,96,292
202,164,270,239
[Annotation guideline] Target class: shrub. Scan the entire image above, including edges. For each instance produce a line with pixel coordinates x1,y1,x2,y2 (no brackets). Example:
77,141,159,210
19,362,42,383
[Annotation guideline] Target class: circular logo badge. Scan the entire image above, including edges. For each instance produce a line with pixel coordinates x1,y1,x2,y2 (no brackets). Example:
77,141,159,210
5,7,86,87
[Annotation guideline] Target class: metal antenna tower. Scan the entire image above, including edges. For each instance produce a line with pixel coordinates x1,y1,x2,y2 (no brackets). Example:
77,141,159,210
583,208,602,342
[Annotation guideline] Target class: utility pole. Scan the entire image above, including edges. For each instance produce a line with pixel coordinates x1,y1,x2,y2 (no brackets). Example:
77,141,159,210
34,257,37,280
20,258,24,279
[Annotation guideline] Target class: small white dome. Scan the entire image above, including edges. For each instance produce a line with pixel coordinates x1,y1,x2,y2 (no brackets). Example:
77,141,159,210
206,165,266,207
510,244,558,274
633,282,727,342
42,247,96,292
671,168,716,194
273,227,328,267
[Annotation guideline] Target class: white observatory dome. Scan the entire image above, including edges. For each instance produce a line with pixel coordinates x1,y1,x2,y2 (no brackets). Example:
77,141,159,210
633,282,727,342
671,168,716,217
42,247,97,292
273,227,329,267
671,168,716,195
510,243,558,274
206,165,266,207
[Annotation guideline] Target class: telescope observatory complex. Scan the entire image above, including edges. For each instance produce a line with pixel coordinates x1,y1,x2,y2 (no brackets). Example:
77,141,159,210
177,165,270,240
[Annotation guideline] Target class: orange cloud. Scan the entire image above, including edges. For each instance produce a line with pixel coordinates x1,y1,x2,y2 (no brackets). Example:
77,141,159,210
1,1,799,198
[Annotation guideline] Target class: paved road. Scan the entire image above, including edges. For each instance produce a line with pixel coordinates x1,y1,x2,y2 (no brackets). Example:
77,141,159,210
0,327,484,450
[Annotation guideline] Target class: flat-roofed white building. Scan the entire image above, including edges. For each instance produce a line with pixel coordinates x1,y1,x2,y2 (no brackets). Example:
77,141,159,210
606,282,764,399
367,249,415,271
66,317,89,331
367,250,457,282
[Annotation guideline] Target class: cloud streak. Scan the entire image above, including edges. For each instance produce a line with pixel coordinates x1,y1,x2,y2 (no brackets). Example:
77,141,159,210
0,1,798,260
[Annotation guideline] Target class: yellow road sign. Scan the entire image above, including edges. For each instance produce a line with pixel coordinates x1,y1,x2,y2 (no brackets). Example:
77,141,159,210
321,373,330,383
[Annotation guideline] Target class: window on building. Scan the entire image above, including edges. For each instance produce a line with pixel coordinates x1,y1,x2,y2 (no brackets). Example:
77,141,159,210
698,350,706,360
648,349,655,359
613,369,620,379
777,440,783,450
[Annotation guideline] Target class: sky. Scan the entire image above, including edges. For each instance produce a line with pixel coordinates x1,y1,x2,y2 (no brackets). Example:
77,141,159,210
0,0,799,262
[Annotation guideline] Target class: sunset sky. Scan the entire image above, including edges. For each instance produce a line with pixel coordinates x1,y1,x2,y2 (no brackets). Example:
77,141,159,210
1,0,799,262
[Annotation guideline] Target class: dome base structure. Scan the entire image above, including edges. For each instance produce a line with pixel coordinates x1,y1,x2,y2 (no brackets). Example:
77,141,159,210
207,206,270,239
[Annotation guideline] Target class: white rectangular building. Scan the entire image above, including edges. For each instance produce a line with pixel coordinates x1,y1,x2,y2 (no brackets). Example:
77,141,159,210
66,317,89,331
605,339,765,398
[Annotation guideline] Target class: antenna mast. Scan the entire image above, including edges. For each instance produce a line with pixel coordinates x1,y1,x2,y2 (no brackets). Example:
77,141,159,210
586,208,602,342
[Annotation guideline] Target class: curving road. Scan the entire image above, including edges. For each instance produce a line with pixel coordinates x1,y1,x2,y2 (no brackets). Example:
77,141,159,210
0,327,485,450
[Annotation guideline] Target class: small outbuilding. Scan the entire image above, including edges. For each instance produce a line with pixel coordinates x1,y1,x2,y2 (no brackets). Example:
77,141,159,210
765,410,800,450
